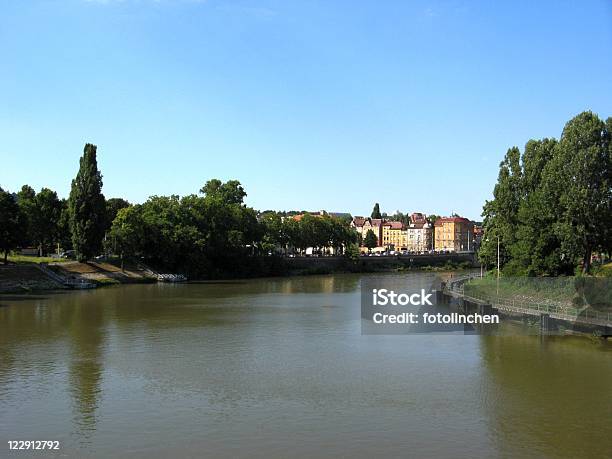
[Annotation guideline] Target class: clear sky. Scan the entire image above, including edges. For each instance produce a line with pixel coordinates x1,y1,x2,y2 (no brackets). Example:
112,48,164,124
1,0,611,220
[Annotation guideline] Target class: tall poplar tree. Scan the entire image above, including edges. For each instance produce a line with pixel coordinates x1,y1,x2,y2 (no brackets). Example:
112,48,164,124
69,144,106,261
371,203,382,219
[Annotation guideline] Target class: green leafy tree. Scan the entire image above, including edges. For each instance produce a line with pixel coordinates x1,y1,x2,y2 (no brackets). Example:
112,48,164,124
479,147,522,270
200,179,247,205
371,203,382,219
57,199,72,252
16,186,63,255
260,212,287,254
105,198,130,231
391,211,410,225
364,229,378,252
344,242,360,261
479,111,611,275
69,144,106,261
16,185,36,247
542,112,611,273
0,187,24,263
284,218,305,255
510,139,564,275
33,188,63,256
428,215,441,225
106,205,142,270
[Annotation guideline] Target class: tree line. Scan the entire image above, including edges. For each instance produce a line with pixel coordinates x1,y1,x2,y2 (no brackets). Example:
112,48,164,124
479,111,611,275
0,144,129,263
1,144,357,276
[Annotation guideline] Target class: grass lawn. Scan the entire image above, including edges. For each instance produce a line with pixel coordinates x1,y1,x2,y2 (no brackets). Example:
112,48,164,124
7,254,70,264
592,262,612,277
465,275,611,311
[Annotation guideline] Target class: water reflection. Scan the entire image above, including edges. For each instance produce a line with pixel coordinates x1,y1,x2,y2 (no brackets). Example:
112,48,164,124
67,297,106,439
479,335,612,458
0,273,611,458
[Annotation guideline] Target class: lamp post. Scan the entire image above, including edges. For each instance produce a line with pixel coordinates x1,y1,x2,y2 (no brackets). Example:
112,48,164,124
496,235,500,298
497,235,500,279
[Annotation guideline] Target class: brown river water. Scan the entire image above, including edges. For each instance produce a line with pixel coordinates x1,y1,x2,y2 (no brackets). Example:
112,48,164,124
1,272,611,458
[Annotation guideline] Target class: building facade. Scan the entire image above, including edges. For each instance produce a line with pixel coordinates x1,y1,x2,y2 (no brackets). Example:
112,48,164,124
361,218,384,247
434,216,475,252
382,221,407,250
406,222,433,252
350,216,367,242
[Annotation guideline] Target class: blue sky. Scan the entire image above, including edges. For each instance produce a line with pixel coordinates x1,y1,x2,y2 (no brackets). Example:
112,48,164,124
1,0,611,220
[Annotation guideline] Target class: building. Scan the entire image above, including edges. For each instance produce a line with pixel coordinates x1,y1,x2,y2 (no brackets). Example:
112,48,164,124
434,216,475,252
350,216,368,242
382,221,407,251
406,222,433,252
410,212,427,225
362,218,384,247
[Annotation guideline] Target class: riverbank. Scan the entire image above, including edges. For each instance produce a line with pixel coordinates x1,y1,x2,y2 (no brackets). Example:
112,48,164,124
284,253,477,276
0,260,155,293
0,253,478,293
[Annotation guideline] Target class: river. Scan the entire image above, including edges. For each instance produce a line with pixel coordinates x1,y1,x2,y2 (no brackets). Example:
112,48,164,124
1,272,611,458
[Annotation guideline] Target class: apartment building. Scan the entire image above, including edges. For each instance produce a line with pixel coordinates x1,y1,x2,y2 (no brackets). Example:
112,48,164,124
382,221,407,250
407,222,433,252
434,216,474,252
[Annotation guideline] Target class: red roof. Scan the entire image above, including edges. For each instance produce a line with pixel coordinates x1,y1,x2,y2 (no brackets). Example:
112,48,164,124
383,221,405,230
352,217,367,227
434,216,473,226
410,212,427,224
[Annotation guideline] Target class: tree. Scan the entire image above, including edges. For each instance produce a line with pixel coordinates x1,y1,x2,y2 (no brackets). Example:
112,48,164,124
478,111,611,275
106,206,142,270
364,229,378,252
284,218,305,255
200,179,247,205
428,215,441,225
391,211,410,225
260,212,287,254
16,185,36,248
69,143,106,261
0,187,24,263
16,186,63,256
344,242,360,261
57,199,72,252
542,112,611,273
479,147,522,270
33,188,62,256
371,203,382,219
511,139,564,275
105,198,130,231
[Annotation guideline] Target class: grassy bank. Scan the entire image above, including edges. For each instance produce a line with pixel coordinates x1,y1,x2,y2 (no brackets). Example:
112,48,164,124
464,275,611,312
6,254,70,264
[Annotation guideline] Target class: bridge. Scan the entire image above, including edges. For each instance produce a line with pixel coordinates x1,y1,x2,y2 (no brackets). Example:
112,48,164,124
441,274,612,333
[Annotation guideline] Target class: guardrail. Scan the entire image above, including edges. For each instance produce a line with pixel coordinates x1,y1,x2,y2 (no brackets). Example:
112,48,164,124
442,277,611,326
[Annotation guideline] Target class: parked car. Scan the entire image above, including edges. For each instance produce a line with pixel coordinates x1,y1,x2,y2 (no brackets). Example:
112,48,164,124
61,250,76,259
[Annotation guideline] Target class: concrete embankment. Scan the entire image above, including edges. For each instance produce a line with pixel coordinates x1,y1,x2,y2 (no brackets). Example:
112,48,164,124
0,264,65,293
47,261,156,285
0,261,156,293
